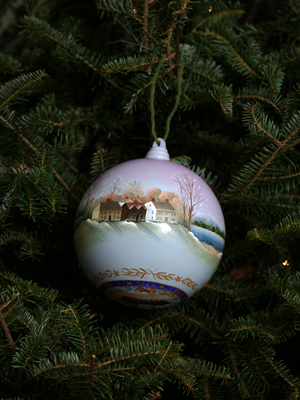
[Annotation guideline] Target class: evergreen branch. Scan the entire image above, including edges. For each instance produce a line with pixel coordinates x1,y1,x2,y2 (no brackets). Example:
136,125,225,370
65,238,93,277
0,230,28,247
83,354,96,400
52,170,79,201
32,362,91,378
0,53,22,75
225,103,299,200
166,0,190,65
136,312,184,333
0,115,38,154
210,83,233,118
180,93,214,108
280,49,300,67
0,372,23,387
0,115,79,201
234,94,284,118
0,272,58,302
184,315,214,336
164,360,231,380
174,372,195,393
61,304,87,356
103,58,161,74
95,350,162,369
3,293,25,319
0,72,47,112
0,307,15,353
250,103,281,144
265,168,300,181
22,19,61,44
225,144,278,198
143,0,150,54
75,54,122,91
0,190,15,229
258,348,297,388
194,69,218,83
204,282,228,294
20,335,40,371
21,17,122,91
96,0,143,23
1,291,20,311
227,316,278,342
282,136,300,154
192,9,244,34
279,292,300,316
250,352,271,390
154,340,172,371
261,62,285,93
205,30,258,78
228,345,252,397
15,313,33,333
124,55,176,113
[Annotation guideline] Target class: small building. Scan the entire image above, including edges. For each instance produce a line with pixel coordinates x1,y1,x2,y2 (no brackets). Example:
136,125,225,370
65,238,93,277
122,201,146,222
145,200,177,222
92,199,122,221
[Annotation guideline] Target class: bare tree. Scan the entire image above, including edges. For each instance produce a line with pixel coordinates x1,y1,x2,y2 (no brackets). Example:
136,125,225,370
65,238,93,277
176,182,188,227
127,178,143,187
106,175,123,200
173,171,205,230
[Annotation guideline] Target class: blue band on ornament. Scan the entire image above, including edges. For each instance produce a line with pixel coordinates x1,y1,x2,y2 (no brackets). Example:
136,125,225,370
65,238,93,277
99,280,188,301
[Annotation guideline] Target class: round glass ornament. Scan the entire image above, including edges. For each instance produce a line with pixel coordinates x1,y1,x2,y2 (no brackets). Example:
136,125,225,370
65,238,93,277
74,139,225,309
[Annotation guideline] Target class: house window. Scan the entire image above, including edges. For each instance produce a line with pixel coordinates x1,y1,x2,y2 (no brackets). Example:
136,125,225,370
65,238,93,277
152,211,154,214
109,211,111,214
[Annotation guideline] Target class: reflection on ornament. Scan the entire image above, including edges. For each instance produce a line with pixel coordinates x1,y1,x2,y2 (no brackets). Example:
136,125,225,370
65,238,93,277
74,138,225,309
282,260,289,266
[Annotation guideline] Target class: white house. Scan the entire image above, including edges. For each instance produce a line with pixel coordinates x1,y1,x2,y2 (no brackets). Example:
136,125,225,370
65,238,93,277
145,200,177,222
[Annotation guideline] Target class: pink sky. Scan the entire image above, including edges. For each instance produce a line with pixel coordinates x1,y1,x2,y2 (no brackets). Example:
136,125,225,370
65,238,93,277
81,157,225,229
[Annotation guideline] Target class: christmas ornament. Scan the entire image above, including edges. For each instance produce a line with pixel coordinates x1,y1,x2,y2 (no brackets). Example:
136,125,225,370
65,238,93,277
74,138,225,309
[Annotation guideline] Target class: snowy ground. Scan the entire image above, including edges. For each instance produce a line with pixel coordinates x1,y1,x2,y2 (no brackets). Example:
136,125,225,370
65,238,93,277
74,220,223,295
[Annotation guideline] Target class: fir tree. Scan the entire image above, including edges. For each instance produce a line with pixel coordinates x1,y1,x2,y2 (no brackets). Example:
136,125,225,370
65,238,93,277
1,0,300,398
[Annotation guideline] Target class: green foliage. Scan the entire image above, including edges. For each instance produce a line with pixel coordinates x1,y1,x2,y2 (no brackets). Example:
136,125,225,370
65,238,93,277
1,0,300,399
0,54,22,75
192,220,225,239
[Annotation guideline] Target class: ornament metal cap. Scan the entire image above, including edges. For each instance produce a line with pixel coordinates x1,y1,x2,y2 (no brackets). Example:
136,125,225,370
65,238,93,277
145,138,170,161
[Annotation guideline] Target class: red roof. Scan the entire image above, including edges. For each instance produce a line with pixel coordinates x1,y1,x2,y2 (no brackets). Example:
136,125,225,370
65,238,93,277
123,202,146,210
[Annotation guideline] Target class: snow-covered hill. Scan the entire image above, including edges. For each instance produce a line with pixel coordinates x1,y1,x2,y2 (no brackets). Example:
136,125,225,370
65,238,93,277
74,220,223,298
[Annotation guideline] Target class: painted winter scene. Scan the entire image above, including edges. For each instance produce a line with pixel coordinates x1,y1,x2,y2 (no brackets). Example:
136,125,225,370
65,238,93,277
74,157,225,308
